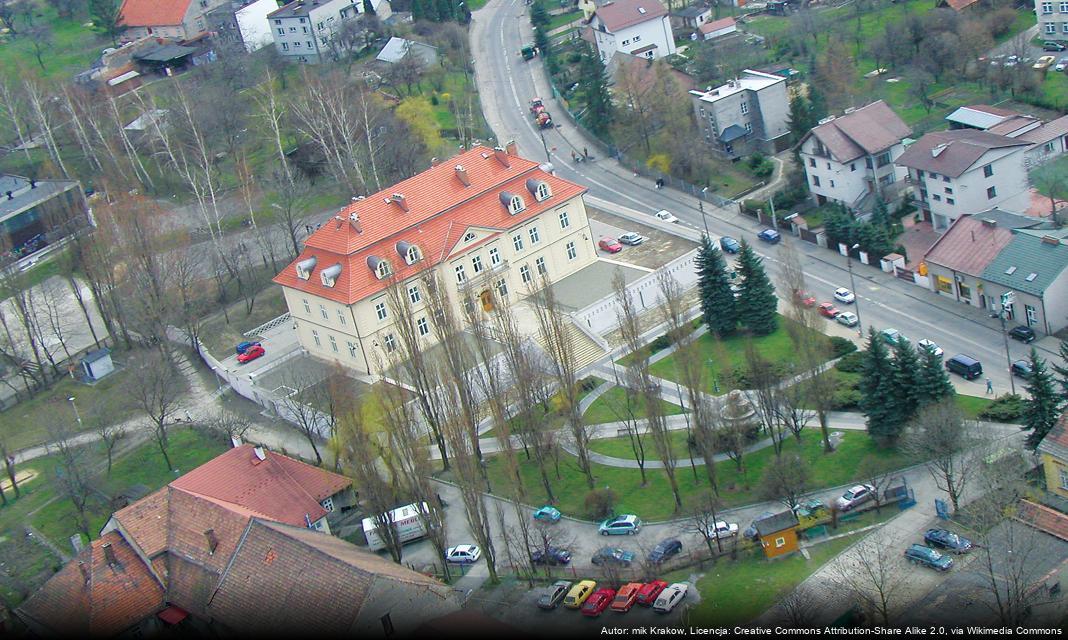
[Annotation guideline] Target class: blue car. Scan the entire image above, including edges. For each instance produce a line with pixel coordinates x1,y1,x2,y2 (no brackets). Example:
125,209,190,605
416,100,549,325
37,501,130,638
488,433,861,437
235,341,261,355
599,514,641,536
592,546,634,567
533,505,561,523
720,236,741,253
904,544,953,571
757,228,781,244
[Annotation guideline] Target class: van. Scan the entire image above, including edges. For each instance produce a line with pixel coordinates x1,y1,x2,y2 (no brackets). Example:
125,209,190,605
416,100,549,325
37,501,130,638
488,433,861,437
362,503,430,551
945,354,983,380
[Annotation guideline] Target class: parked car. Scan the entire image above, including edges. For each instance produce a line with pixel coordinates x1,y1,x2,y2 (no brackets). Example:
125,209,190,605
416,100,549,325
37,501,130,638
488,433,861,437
1011,359,1033,379
924,528,974,554
618,232,647,246
904,544,954,571
834,287,856,304
592,546,635,567
611,583,644,612
538,580,572,610
532,505,561,523
836,311,859,327
654,210,679,223
794,290,816,307
917,339,944,358
235,341,261,355
835,484,876,512
444,545,482,563
1057,57,1068,71
1034,55,1057,70
563,580,597,609
757,228,781,244
531,546,572,565
1005,55,1020,67
880,328,906,346
705,521,739,540
653,583,689,613
598,237,623,253
945,354,983,380
720,236,741,253
636,580,668,606
743,511,775,540
1009,325,1036,343
599,514,641,535
237,345,266,364
647,538,682,564
581,588,616,617
1045,41,1068,51
818,302,840,319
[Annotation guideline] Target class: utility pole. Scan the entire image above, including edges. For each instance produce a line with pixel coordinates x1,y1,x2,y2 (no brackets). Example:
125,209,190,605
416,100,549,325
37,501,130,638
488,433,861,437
847,244,863,337
999,292,1017,396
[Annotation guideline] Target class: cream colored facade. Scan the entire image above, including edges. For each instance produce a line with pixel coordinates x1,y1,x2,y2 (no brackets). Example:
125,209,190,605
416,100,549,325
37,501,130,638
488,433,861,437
282,194,598,375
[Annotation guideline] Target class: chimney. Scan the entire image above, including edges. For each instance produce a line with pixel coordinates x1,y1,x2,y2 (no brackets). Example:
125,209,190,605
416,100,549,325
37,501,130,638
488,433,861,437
971,230,975,243
204,529,219,554
430,157,441,166
389,193,409,212
455,164,470,186
931,143,948,158
253,446,266,461
230,435,242,448
348,211,362,233
334,214,344,230
1042,235,1061,245
78,561,90,584
492,146,511,168
505,140,518,156
102,542,118,567
982,219,997,228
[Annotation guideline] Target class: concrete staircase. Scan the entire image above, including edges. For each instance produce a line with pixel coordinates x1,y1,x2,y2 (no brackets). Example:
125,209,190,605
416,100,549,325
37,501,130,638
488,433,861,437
532,319,606,372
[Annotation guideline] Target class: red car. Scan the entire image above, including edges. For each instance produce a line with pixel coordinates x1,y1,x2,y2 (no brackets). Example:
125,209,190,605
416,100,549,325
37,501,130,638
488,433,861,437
581,588,616,617
237,344,265,363
611,583,643,612
635,580,668,606
598,237,623,253
794,290,816,307
818,302,840,318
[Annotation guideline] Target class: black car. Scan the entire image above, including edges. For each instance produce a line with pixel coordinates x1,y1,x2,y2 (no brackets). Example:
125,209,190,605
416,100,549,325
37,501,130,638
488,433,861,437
1045,41,1068,52
923,528,973,554
743,511,775,540
1009,325,1036,343
1011,359,1033,379
531,546,572,566
591,546,634,567
647,538,682,564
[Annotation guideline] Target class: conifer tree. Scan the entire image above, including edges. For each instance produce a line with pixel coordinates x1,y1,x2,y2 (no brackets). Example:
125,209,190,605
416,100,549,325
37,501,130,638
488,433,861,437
916,346,955,408
859,328,898,445
1050,339,1068,403
887,338,922,439
411,0,429,21
735,239,778,336
576,50,613,136
1023,348,1061,450
694,234,736,336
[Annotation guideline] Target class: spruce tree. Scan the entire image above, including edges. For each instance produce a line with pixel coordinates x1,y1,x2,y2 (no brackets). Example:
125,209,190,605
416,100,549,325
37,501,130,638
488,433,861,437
916,346,954,408
411,0,429,21
1051,339,1068,403
870,198,891,232
434,0,454,22
1023,348,1062,450
735,239,778,336
576,51,613,136
787,94,812,141
888,338,922,438
695,234,736,337
858,328,898,445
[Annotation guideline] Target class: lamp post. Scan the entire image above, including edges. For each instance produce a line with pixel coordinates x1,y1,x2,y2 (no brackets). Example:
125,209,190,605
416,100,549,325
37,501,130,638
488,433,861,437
67,396,82,427
538,126,551,163
998,292,1017,396
846,243,864,337
699,187,710,237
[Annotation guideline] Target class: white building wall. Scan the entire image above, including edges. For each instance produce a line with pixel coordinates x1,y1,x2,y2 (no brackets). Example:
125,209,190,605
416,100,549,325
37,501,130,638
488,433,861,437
592,15,676,61
235,0,278,51
1037,0,1068,41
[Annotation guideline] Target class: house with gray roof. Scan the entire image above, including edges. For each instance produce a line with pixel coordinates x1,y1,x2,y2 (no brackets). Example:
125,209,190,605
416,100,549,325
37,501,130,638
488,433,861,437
375,36,438,66
799,101,911,215
945,104,1068,169
689,69,791,158
976,228,1068,335
0,175,91,269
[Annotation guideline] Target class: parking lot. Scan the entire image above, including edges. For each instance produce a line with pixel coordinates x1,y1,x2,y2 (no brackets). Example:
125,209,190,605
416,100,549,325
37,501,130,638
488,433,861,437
587,207,698,270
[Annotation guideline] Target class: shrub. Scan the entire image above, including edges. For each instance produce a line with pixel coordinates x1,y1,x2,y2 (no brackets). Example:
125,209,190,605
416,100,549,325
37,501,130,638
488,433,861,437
835,351,865,373
978,394,1025,423
579,377,600,392
429,94,439,106
568,52,582,64
829,336,858,358
649,334,673,353
584,488,617,520
742,199,766,216
831,387,863,410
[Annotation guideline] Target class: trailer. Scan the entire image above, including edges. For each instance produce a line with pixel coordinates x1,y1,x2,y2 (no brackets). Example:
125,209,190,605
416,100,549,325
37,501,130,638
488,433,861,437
362,502,431,552
535,111,553,128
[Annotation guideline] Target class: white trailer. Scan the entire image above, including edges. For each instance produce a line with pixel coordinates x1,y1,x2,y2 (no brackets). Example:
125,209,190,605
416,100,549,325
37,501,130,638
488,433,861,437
362,502,430,552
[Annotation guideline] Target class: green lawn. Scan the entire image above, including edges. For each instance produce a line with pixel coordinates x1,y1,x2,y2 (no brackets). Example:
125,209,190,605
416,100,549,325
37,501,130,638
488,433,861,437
955,394,995,420
582,385,685,425
0,6,108,79
483,430,915,521
588,427,692,459
546,10,582,31
483,377,604,439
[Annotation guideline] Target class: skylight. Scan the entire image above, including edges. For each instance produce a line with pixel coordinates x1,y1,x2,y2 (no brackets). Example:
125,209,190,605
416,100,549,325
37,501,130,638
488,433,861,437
1026,273,1038,282
1004,266,1017,275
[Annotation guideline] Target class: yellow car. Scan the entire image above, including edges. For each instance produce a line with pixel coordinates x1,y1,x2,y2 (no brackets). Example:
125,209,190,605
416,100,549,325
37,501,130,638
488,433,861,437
563,580,597,609
1034,55,1057,70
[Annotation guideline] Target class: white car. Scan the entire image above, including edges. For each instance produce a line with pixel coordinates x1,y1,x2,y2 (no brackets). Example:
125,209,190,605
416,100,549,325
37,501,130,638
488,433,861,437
1057,57,1068,72
835,484,876,512
654,210,679,224
445,544,482,563
833,287,855,304
653,582,689,613
836,311,858,327
618,232,647,246
706,521,739,540
917,339,944,358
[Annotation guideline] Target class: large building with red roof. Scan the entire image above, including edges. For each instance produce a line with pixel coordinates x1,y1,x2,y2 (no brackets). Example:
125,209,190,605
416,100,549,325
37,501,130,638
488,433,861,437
118,0,231,41
272,143,598,375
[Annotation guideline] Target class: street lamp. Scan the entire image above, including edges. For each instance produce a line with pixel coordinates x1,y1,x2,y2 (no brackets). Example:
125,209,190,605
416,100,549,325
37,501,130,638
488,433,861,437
67,396,82,426
698,187,710,237
997,292,1017,396
846,243,864,337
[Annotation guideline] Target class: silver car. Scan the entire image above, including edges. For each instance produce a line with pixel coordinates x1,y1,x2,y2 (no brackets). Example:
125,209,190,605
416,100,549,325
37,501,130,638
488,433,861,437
1057,57,1068,72
836,484,876,512
618,232,647,246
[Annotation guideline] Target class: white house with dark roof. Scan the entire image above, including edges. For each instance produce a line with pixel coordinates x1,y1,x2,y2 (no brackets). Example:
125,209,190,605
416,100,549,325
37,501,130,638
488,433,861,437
589,0,676,62
798,101,911,213
688,69,790,158
945,104,1068,168
895,129,1032,230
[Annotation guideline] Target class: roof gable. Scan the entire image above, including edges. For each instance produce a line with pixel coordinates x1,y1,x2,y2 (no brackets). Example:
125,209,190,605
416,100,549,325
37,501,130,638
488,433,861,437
895,129,1030,177
923,213,1033,276
593,0,668,32
804,102,910,163
118,0,193,27
698,16,735,33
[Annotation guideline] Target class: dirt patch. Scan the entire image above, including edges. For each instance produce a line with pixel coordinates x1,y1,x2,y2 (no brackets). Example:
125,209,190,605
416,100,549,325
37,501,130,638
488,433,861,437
0,531,63,608
587,206,698,270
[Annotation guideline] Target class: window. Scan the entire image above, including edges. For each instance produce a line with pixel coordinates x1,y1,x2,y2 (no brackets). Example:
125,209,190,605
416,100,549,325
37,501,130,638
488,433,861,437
745,122,753,134
520,264,532,283
306,41,312,48
1060,467,1068,490
381,613,394,637
943,175,950,183
1063,22,1068,33
405,245,422,264
408,284,421,304
529,226,541,245
775,537,786,548
536,182,551,200
302,26,308,33
917,170,924,179
1026,304,1037,326
621,39,630,46
920,189,928,201
740,101,749,115
830,180,835,188
346,341,357,357
289,26,297,32
559,210,570,229
319,304,328,320
812,176,821,187
933,194,942,202
826,162,831,170
317,21,324,30
1047,141,1057,152
1062,1,1068,11
945,187,953,194
866,158,873,169
337,309,346,325
472,255,484,273
936,276,953,294
1043,2,1054,13
299,17,306,22
375,301,388,321
281,42,289,51
508,196,525,214
417,317,430,337
274,19,281,24
277,28,284,34
384,334,396,353
329,335,338,353
947,198,955,205
566,241,577,260
462,231,476,243
489,247,501,266
495,278,508,298
376,260,392,279
983,164,994,177
633,35,640,42
987,186,997,199
294,41,301,47
312,330,321,347
513,234,524,252
536,257,547,275
455,264,467,283
850,163,856,172
808,157,816,168
302,298,311,315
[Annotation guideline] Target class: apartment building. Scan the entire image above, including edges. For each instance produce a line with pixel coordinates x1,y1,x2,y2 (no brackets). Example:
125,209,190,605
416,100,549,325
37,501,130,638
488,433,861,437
688,69,790,158
205,0,278,52
1038,0,1068,40
269,0,389,63
118,0,231,40
272,144,598,375
588,0,676,62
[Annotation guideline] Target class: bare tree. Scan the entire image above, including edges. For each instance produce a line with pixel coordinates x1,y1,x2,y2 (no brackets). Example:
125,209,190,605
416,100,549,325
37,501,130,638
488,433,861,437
85,397,127,477
130,352,184,471
605,363,648,485
831,537,910,625
900,400,978,512
710,398,751,481
0,438,18,500
290,69,371,194
759,452,809,511
777,583,822,626
46,420,98,538
691,491,726,555
203,410,252,444
746,341,788,455
276,370,329,466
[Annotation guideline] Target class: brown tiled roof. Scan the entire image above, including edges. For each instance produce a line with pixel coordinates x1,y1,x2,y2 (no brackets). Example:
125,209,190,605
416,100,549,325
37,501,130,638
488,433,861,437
1038,412,1068,461
805,101,910,163
1016,500,1068,542
895,129,1030,178
593,0,668,32
698,16,735,34
16,532,165,637
111,488,169,558
118,0,191,27
967,104,1020,117
1020,115,1068,146
941,0,981,10
923,215,1021,276
987,115,1040,137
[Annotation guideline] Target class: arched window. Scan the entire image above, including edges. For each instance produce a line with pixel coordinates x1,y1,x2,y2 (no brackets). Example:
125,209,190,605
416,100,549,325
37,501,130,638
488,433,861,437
509,196,525,215
406,245,422,265
377,260,392,279
536,182,551,201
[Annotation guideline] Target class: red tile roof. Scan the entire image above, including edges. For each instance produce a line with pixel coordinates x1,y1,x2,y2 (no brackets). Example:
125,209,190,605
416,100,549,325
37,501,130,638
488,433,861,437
698,16,735,34
1016,500,1068,542
923,215,1020,276
593,0,669,32
273,146,586,305
941,0,980,10
118,0,191,27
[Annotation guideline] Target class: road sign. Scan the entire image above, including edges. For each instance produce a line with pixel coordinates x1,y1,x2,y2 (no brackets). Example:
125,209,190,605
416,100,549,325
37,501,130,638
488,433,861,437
1001,291,1016,308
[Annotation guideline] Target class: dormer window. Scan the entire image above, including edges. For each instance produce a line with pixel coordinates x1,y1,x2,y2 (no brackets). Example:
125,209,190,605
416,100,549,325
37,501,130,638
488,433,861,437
396,241,422,265
320,263,342,288
462,231,477,243
526,178,552,202
500,191,525,215
295,256,317,280
368,256,392,279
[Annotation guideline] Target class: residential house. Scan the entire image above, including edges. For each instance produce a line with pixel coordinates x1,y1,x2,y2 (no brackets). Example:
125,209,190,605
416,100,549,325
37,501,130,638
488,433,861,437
689,69,791,158
798,100,911,214
978,228,1068,335
606,52,695,94
0,175,91,267
588,0,677,62
376,36,439,67
894,129,1032,230
117,0,231,41
697,16,735,40
268,0,369,64
753,510,799,559
1038,414,1068,501
1037,0,1068,41
946,104,1068,168
16,445,459,637
939,0,981,11
670,4,712,30
205,0,278,52
271,144,599,376
923,208,1048,311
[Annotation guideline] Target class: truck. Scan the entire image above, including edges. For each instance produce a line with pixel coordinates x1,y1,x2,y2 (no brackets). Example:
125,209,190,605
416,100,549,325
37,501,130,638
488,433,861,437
521,45,537,61
535,110,552,128
362,502,431,552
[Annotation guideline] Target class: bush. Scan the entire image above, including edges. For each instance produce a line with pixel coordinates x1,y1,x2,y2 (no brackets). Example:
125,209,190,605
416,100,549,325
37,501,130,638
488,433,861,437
978,394,1025,423
831,387,863,410
584,488,617,520
649,334,673,353
835,351,865,373
742,199,766,216
429,94,439,106
829,336,857,358
728,361,794,388
579,377,600,392
568,52,582,64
